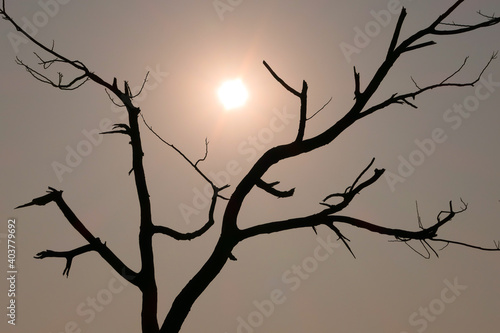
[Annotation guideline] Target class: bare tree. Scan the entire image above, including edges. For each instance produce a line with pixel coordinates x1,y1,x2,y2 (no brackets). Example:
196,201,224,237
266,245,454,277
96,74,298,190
2,1,500,332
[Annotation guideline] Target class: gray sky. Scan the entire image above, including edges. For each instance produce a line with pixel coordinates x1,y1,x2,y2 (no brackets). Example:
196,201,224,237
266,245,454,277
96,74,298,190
1,1,500,332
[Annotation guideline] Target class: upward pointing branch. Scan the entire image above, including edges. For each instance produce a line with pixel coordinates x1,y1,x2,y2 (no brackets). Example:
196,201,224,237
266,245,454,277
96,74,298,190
262,61,309,141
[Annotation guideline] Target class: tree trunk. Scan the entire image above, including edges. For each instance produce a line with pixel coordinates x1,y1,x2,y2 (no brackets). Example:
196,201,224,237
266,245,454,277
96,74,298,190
159,236,235,332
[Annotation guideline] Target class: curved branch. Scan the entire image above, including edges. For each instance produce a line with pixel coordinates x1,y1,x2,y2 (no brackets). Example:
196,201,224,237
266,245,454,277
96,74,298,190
154,184,227,240
130,72,150,99
195,138,209,167
322,159,385,213
16,56,89,90
1,3,126,99
153,223,213,241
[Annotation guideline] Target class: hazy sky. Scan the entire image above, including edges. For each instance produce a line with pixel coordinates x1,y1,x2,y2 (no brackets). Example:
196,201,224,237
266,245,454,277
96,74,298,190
1,1,500,332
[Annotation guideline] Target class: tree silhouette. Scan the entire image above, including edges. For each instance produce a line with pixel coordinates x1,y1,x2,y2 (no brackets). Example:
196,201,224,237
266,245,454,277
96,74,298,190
2,1,500,332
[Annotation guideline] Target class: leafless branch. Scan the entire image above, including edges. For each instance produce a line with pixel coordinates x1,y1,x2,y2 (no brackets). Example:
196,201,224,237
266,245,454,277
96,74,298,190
35,243,97,277
307,97,332,121
433,8,500,35
153,221,214,241
101,123,131,136
263,61,308,141
401,239,432,259
16,187,139,285
359,52,497,118
140,113,226,194
410,77,421,90
441,57,469,84
153,184,227,240
296,80,308,141
238,198,469,245
403,41,437,53
239,160,384,240
387,7,407,56
256,179,295,198
262,60,301,97
130,72,150,99
195,138,209,167
353,66,361,100
415,201,424,229
0,3,131,103
322,158,383,213
106,88,125,107
16,56,89,90
327,223,356,258
431,238,500,252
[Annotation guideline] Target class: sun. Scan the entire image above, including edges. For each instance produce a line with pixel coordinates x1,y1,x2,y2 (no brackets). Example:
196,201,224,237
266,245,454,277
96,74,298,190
217,79,248,110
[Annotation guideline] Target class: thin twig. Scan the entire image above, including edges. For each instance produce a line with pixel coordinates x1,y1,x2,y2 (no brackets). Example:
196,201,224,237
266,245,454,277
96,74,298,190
307,97,332,121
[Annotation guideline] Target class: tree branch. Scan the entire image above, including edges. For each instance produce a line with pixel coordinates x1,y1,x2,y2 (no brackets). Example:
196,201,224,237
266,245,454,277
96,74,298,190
130,72,150,99
262,60,301,97
387,7,407,57
16,187,139,285
140,113,223,189
307,96,332,121
262,61,308,141
239,160,384,240
429,238,500,252
35,243,97,277
0,3,129,99
296,80,308,142
326,223,356,258
100,123,131,136
153,184,227,240
321,159,384,213
195,138,209,167
256,179,295,198
359,52,497,119
15,56,89,90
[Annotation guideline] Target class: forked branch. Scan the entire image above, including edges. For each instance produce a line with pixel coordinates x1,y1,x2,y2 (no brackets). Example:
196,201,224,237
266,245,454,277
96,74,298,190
35,243,98,277
263,61,308,141
16,187,139,285
359,52,497,119
238,159,384,240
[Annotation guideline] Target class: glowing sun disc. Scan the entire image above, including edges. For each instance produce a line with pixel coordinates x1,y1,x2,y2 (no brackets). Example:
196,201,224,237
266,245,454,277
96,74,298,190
218,79,248,110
